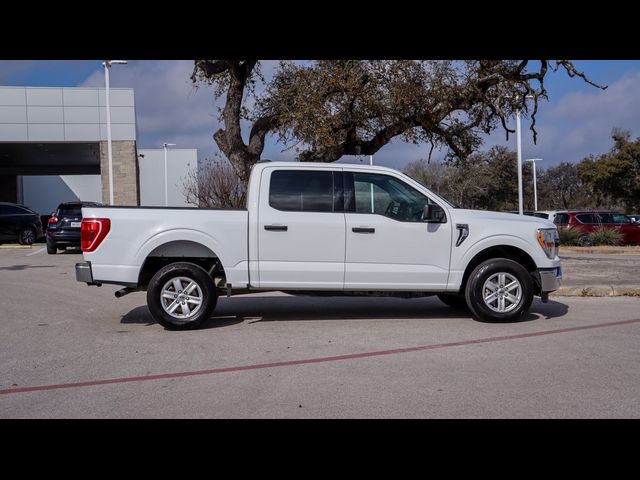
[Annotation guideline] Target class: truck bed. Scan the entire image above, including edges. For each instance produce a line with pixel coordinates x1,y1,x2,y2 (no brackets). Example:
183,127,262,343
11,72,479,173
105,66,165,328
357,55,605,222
82,206,249,286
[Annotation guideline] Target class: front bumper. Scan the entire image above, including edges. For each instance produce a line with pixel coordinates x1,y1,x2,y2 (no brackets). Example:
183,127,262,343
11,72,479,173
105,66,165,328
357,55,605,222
76,261,101,286
536,266,562,293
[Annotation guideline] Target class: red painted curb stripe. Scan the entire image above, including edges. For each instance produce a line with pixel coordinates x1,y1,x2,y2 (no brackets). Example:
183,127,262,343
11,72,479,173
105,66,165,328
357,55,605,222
2,318,639,396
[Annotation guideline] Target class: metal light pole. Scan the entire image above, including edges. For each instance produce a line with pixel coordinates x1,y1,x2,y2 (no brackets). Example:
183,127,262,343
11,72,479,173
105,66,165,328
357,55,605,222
514,95,534,215
102,60,127,205
369,155,374,212
163,143,176,206
525,158,543,211
516,109,523,215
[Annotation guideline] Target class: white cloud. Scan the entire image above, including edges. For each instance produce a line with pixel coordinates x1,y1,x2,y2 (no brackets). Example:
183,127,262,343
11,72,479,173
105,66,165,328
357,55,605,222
81,60,221,158
77,62,640,170
80,60,286,162
513,71,640,165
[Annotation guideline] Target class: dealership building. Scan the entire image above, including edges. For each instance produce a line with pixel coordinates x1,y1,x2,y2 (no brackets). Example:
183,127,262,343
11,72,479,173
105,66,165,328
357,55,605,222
0,86,196,214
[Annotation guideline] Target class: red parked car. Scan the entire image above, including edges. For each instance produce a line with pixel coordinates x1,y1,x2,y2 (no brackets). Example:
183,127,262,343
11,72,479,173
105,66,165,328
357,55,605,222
553,211,640,245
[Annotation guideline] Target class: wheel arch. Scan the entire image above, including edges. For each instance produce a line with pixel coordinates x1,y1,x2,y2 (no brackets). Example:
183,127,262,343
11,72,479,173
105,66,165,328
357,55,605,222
459,245,538,295
137,239,226,289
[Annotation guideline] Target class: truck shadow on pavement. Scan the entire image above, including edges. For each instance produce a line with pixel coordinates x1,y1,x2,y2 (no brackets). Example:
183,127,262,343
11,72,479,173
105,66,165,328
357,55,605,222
212,296,569,324
120,295,569,329
120,305,244,328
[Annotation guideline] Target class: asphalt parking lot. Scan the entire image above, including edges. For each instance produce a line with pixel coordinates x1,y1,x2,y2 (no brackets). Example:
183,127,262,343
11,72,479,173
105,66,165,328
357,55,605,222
1,244,640,418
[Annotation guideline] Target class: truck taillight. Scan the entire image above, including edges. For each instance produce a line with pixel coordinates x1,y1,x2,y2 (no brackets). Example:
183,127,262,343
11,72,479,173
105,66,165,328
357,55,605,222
81,218,111,252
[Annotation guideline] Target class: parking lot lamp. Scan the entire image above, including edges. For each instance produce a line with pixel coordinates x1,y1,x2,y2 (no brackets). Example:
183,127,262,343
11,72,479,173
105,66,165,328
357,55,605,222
102,60,127,205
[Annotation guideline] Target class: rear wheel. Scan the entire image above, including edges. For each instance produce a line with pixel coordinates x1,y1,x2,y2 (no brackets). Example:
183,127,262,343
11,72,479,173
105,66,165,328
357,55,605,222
465,258,533,322
437,293,468,309
19,227,36,245
147,262,217,330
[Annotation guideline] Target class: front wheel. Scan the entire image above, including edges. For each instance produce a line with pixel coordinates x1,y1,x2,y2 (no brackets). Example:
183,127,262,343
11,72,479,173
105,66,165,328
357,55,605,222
147,262,217,330
465,258,533,322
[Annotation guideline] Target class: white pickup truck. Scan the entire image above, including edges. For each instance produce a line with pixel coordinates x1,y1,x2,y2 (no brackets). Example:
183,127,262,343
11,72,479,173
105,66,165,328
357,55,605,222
76,161,562,330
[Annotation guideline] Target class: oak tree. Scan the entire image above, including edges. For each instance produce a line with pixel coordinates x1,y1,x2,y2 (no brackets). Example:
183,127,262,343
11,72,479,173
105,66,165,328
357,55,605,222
192,60,604,182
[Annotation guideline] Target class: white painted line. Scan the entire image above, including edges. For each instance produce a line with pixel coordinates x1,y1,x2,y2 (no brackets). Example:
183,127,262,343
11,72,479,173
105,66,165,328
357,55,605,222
25,247,46,257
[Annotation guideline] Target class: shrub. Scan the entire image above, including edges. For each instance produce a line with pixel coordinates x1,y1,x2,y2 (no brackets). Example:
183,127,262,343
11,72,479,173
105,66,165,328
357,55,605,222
583,226,623,246
181,157,246,209
558,226,584,246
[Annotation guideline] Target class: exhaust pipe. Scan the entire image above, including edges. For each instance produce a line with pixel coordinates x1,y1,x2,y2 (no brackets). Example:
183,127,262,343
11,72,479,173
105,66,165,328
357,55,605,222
115,287,138,298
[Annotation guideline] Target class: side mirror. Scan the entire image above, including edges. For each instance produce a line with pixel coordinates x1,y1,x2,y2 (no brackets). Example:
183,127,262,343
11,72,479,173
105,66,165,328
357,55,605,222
423,203,446,223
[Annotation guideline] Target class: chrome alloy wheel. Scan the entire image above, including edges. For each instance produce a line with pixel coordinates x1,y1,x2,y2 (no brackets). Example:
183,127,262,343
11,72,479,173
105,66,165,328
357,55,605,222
160,276,203,319
481,272,522,313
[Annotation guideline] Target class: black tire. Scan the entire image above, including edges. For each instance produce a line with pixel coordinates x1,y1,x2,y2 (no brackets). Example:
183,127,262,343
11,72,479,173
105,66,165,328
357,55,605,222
46,241,57,254
437,293,468,309
18,227,36,245
147,262,217,330
577,235,593,247
465,258,533,322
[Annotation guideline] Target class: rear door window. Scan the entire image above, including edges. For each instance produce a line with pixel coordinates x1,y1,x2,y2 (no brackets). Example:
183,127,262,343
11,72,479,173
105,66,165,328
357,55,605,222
576,213,596,224
269,170,336,212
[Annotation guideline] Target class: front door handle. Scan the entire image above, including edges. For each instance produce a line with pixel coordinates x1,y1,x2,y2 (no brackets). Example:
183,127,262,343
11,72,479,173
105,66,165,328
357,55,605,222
264,225,288,232
352,227,375,234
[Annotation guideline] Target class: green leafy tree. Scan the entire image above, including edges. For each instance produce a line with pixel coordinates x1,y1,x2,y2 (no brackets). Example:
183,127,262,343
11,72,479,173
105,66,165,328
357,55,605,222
404,146,533,211
192,60,604,182
535,162,591,210
577,129,640,212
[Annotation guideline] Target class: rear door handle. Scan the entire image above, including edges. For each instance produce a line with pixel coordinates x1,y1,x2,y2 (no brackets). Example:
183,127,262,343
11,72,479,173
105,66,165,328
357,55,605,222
264,225,288,232
352,227,375,234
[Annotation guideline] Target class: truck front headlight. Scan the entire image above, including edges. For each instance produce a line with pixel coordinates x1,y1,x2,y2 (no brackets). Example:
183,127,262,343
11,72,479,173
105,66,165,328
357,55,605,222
537,228,559,259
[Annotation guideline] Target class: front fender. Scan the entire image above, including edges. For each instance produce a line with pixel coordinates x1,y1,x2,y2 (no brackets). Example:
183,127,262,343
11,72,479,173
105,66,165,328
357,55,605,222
458,234,545,268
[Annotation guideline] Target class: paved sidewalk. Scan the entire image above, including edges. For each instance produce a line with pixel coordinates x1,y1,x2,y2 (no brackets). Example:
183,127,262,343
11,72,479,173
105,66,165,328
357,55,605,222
553,249,640,297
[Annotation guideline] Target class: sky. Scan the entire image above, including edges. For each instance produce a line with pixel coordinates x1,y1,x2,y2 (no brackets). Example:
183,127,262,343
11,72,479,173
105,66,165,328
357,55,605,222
1,59,639,172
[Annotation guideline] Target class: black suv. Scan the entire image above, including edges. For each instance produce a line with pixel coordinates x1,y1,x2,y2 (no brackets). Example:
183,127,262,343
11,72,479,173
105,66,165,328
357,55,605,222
0,202,44,245
46,201,103,254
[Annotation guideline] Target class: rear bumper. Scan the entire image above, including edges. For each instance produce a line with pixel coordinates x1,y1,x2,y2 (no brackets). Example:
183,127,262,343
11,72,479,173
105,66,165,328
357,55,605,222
536,266,562,293
47,229,80,244
76,261,101,286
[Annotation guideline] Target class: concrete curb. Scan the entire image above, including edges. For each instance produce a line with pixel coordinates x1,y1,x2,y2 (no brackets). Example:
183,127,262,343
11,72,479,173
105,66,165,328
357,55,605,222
551,286,640,297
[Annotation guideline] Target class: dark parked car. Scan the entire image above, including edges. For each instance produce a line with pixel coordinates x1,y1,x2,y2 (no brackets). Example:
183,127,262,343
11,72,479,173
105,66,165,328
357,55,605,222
46,201,103,254
0,202,43,245
553,210,640,245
